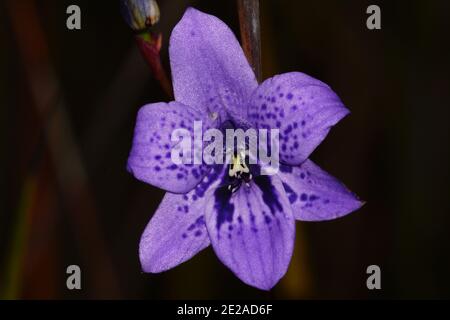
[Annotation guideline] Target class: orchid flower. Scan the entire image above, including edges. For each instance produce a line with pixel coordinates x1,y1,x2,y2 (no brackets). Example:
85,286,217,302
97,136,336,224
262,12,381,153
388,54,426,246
127,8,363,290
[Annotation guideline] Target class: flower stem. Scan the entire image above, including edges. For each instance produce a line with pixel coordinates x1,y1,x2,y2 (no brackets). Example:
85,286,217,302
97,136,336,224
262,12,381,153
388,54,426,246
135,32,173,98
237,0,262,82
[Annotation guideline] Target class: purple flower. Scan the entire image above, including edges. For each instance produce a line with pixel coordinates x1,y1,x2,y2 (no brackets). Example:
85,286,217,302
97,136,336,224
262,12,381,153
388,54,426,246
127,8,363,290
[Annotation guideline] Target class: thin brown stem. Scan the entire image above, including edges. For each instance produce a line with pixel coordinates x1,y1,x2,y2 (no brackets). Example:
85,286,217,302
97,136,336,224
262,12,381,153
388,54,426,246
237,0,262,82
135,33,173,98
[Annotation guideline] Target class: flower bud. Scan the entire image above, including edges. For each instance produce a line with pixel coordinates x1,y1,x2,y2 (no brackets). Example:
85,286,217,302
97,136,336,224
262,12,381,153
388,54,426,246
120,0,160,32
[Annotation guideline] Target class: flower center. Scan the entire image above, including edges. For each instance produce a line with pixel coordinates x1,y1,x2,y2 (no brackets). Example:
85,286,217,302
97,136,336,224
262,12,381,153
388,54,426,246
227,149,252,193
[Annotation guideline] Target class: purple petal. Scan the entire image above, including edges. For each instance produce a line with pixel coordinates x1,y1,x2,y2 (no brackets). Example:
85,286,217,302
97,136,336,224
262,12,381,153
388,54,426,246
127,101,213,193
278,160,363,221
140,167,226,272
205,174,295,290
169,7,258,122
249,72,350,165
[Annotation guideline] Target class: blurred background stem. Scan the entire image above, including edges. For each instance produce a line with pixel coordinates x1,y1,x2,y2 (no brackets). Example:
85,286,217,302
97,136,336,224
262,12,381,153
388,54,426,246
5,0,121,298
1,176,36,299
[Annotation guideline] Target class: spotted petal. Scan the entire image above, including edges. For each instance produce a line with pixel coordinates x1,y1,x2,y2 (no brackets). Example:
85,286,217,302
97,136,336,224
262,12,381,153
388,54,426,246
249,72,350,165
169,7,258,122
127,101,213,193
140,166,226,272
278,160,363,221
205,174,295,290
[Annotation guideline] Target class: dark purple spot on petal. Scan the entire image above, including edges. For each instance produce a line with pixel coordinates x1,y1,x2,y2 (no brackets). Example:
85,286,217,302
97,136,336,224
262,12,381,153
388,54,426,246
254,176,282,215
282,182,298,204
214,187,235,231
191,169,199,179
280,165,293,173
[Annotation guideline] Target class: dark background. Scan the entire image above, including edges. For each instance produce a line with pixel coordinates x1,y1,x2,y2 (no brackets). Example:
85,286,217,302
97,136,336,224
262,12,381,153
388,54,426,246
1,0,449,299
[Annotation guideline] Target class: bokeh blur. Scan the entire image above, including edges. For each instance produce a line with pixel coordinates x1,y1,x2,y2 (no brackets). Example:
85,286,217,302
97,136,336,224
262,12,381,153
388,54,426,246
1,0,449,299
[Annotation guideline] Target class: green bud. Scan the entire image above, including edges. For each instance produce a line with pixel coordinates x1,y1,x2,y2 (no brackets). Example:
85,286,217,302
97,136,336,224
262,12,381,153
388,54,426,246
120,0,160,32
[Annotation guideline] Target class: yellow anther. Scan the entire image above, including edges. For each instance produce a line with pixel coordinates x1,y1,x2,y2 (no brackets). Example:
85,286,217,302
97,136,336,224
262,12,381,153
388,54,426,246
229,151,249,177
